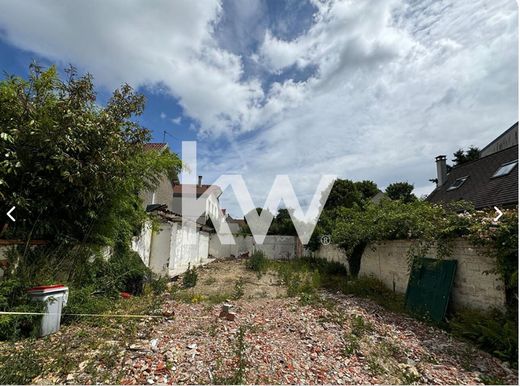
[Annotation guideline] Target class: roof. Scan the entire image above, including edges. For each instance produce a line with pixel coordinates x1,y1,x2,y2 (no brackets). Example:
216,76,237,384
143,143,168,152
426,145,518,209
370,191,387,204
480,122,518,157
172,184,222,197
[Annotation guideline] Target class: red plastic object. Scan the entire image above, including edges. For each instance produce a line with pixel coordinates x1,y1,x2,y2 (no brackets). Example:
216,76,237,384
28,284,65,292
120,291,132,299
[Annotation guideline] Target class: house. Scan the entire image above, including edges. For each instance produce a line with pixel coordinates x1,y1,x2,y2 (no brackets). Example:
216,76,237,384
172,176,223,225
426,123,518,209
139,143,177,211
133,143,223,277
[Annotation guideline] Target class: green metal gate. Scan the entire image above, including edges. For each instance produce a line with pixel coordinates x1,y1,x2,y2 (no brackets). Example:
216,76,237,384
405,257,457,322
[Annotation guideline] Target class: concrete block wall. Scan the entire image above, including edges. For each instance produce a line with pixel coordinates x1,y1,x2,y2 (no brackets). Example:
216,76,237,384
209,234,298,260
358,239,505,310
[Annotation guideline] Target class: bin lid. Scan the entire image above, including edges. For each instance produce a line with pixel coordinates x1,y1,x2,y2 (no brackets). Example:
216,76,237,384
28,284,68,295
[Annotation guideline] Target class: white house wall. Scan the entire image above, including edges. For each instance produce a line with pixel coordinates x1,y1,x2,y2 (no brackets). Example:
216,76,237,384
198,232,210,261
149,223,172,276
131,221,152,267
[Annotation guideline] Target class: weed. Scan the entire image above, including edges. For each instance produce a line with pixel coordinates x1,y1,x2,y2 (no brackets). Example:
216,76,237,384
214,325,249,384
479,374,506,385
449,308,518,365
232,277,245,300
366,354,385,375
343,334,360,356
399,364,421,384
245,250,269,276
0,344,42,384
344,275,405,313
350,315,373,337
183,265,198,288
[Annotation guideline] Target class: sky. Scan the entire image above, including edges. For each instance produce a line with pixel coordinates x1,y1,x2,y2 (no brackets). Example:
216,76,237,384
0,0,517,218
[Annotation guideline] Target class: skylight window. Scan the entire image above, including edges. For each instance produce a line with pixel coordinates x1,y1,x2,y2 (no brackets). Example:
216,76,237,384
447,176,468,191
492,160,518,178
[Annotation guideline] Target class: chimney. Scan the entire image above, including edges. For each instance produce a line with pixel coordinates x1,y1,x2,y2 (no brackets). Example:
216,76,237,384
435,155,447,187
198,175,203,187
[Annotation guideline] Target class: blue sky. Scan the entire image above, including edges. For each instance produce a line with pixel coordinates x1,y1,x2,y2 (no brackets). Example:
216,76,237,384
0,0,517,217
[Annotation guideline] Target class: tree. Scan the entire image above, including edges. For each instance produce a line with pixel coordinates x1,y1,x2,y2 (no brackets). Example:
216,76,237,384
322,179,362,211
269,208,297,236
452,146,480,165
0,64,181,244
385,182,416,203
354,180,379,201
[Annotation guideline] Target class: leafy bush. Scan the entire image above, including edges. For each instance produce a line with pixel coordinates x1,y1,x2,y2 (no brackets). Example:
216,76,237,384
449,308,518,365
0,279,43,340
245,250,270,275
183,265,198,288
61,286,113,324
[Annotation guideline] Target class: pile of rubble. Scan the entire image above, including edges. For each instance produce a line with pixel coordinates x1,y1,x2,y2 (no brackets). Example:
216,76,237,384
113,293,516,385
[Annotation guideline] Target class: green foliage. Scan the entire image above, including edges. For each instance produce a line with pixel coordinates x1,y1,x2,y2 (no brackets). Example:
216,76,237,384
0,279,44,340
385,181,416,203
0,63,181,246
468,209,518,307
61,286,113,324
245,250,270,276
0,344,42,384
182,265,198,288
232,277,245,300
333,200,473,263
354,180,380,201
452,146,480,165
449,308,518,365
350,315,373,337
268,208,298,236
344,275,405,313
308,178,379,251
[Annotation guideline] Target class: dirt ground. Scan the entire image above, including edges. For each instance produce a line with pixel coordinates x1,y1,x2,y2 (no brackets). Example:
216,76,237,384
185,258,286,299
0,259,517,385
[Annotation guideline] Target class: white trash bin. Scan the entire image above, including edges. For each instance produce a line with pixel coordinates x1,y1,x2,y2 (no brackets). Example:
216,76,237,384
28,284,69,337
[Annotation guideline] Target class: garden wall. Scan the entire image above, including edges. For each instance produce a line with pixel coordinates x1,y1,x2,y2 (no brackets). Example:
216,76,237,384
316,239,506,310
209,234,299,260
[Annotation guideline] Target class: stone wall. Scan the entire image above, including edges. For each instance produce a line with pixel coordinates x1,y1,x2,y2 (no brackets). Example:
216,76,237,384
316,239,506,310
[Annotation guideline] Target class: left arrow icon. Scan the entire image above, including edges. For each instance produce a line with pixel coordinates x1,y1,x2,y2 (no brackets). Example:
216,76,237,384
7,206,15,222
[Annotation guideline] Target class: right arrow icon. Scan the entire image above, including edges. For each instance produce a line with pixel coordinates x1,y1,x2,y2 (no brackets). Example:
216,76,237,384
493,206,503,222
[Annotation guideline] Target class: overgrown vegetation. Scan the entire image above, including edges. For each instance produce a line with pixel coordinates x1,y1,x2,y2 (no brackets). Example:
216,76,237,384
245,250,269,276
449,308,518,365
183,265,198,288
260,254,517,365
0,64,181,340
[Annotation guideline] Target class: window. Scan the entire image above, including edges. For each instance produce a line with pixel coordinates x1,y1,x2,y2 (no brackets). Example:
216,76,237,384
492,160,518,178
447,176,468,191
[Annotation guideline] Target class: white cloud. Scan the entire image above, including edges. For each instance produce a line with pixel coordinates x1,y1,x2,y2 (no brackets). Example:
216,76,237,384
0,0,517,216
171,117,182,125
160,112,167,119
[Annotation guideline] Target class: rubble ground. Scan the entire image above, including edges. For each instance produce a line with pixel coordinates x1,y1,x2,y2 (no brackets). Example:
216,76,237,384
0,259,517,385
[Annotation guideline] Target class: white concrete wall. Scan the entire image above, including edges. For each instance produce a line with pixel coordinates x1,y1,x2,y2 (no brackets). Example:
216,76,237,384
198,231,210,260
209,234,298,260
149,223,172,276
131,221,152,267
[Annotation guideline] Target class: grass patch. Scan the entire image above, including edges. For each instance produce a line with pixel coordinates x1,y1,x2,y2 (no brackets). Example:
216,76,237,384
245,250,270,276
